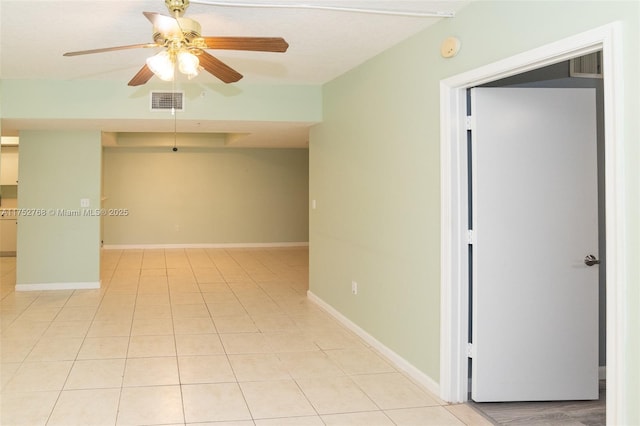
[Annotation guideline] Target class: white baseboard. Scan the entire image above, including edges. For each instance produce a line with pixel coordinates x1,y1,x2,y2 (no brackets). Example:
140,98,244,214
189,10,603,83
307,290,440,397
102,242,309,250
16,281,101,291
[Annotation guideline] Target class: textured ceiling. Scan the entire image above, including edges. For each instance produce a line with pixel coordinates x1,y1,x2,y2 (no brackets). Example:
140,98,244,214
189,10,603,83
0,0,469,146
0,0,469,84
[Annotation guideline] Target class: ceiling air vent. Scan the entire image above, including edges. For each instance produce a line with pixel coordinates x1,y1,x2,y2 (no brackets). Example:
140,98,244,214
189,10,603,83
570,51,603,78
150,91,185,111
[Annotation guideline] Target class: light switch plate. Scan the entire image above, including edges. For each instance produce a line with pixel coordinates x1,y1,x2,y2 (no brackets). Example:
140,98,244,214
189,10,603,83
80,198,90,208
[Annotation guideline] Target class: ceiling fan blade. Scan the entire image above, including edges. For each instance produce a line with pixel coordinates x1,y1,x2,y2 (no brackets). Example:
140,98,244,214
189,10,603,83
197,51,243,83
201,37,289,52
63,43,159,56
128,64,155,86
143,11,182,37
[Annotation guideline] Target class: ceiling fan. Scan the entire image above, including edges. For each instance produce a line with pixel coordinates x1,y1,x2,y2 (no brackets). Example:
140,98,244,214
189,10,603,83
63,0,289,86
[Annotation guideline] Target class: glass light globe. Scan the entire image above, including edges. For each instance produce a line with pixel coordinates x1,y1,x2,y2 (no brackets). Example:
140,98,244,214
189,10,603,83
178,50,200,79
146,51,175,81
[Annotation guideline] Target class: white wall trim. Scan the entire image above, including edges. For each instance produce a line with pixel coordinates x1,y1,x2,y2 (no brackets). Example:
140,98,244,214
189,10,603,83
102,242,309,250
439,22,625,425
307,290,440,396
16,281,101,291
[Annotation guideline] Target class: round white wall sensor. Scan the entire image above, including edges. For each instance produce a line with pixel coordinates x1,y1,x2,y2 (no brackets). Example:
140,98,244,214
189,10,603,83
441,36,461,58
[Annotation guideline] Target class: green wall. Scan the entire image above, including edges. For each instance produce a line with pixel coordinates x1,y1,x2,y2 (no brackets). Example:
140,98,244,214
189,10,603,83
103,137,309,245
16,130,101,288
309,1,638,422
1,80,321,124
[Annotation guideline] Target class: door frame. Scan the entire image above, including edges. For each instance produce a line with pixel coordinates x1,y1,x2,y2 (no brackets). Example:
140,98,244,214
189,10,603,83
439,22,625,423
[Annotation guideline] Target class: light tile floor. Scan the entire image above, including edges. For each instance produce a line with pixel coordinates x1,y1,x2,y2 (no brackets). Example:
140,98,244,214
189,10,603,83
0,248,491,425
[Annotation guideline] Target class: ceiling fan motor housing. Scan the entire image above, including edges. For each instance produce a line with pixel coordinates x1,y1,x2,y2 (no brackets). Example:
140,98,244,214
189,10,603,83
153,17,202,45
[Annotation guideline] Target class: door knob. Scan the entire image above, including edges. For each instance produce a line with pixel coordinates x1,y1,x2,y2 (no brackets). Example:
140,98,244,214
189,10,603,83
584,254,600,266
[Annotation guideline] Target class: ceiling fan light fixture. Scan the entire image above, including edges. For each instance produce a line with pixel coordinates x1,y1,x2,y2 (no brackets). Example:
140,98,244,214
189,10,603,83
64,4,290,86
178,50,200,79
146,50,175,81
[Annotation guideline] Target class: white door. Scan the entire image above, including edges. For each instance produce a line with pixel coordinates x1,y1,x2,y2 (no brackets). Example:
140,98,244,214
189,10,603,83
470,87,599,402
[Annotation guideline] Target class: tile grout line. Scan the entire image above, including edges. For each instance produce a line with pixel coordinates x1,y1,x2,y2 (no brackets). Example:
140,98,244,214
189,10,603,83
165,248,190,426
113,248,140,426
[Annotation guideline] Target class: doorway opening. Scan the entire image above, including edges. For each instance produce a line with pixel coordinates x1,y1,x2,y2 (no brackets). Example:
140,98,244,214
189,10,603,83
0,138,19,299
439,22,624,425
465,55,606,424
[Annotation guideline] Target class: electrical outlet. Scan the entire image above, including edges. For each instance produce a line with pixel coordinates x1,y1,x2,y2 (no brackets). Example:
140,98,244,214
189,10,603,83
351,281,358,295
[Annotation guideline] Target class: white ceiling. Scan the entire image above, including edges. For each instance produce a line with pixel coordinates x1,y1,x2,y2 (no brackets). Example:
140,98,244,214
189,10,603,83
0,0,470,146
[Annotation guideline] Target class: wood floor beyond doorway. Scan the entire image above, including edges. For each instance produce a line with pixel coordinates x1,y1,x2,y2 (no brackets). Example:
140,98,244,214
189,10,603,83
468,380,606,425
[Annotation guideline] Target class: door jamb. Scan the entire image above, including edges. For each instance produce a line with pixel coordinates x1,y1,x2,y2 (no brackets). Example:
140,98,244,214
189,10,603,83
439,22,625,424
